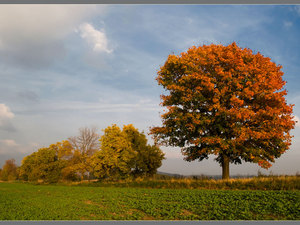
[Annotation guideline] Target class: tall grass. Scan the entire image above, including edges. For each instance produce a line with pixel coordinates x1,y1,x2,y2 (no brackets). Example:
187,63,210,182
75,175,300,190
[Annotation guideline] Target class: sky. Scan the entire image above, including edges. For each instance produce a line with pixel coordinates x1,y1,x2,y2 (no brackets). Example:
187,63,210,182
0,5,300,176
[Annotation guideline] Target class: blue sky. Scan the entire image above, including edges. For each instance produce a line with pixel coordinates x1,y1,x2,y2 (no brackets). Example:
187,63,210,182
0,5,299,176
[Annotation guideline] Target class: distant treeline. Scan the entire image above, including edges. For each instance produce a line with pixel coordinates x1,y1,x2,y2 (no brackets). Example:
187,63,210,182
0,124,165,183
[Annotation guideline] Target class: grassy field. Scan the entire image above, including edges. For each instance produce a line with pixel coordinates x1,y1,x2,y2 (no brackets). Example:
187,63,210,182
0,182,299,220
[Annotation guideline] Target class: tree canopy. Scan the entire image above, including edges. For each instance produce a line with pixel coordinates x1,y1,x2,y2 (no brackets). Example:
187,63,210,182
92,124,136,179
123,124,165,177
150,42,295,179
92,124,165,180
19,141,71,183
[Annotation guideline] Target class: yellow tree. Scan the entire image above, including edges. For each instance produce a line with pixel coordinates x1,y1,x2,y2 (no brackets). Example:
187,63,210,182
150,42,295,179
19,141,72,183
92,124,136,179
0,159,18,181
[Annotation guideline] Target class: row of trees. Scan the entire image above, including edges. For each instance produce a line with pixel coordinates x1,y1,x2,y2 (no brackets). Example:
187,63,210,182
0,124,165,183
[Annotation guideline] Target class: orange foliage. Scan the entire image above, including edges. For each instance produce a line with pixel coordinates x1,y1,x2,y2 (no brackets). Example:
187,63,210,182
150,42,295,170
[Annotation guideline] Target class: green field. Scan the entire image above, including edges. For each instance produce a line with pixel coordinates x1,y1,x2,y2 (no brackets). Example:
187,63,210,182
0,182,299,220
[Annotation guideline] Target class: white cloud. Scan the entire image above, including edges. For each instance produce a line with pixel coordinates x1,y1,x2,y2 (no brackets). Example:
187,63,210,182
78,23,112,53
0,104,14,120
0,140,36,155
0,104,15,132
0,5,96,40
0,5,105,68
0,139,18,147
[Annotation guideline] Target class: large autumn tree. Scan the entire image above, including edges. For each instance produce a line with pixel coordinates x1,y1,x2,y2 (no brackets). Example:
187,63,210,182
150,42,295,179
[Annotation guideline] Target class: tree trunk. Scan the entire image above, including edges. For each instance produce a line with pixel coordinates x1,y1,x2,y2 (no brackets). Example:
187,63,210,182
222,155,230,179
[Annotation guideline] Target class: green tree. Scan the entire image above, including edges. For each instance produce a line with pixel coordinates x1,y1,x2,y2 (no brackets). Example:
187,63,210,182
123,124,165,177
150,42,295,179
0,159,18,181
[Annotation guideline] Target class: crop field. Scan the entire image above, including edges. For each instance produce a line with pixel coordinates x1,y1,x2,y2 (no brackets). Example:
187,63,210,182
0,182,299,220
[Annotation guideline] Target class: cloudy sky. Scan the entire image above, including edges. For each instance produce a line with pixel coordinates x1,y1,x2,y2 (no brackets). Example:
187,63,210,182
0,5,300,176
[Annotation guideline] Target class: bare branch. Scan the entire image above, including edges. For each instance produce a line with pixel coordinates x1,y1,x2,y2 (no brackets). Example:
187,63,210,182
68,126,100,156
